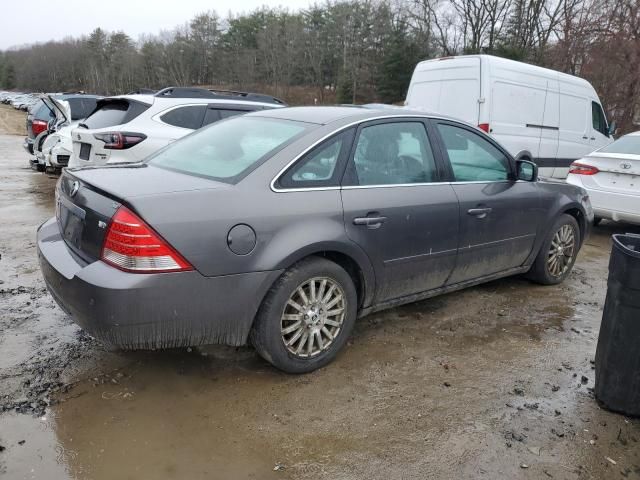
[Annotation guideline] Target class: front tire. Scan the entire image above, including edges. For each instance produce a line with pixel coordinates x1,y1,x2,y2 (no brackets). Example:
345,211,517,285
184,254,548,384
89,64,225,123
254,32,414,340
250,257,358,373
527,214,580,285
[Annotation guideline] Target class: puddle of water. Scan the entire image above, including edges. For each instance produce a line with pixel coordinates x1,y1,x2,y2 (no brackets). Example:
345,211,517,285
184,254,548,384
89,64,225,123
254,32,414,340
0,413,70,479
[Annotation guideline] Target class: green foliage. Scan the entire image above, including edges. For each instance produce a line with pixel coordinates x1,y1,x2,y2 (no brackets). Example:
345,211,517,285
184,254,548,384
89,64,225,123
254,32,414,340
3,62,16,89
376,24,421,104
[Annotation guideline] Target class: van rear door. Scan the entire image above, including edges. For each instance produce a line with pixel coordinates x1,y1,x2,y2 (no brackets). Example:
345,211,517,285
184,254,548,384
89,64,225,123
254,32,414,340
557,80,593,176
405,57,481,125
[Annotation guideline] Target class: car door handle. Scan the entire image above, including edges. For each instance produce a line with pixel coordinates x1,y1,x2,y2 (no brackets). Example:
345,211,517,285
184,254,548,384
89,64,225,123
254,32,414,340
467,208,492,219
590,137,596,140
353,216,387,229
582,136,588,139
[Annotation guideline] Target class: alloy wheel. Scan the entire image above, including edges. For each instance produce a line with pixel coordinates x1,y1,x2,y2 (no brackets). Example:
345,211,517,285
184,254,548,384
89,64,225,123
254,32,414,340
281,277,346,358
547,224,576,278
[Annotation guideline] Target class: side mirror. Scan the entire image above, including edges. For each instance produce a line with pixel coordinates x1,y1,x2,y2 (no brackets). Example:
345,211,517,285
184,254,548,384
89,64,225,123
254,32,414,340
516,159,538,182
608,121,617,137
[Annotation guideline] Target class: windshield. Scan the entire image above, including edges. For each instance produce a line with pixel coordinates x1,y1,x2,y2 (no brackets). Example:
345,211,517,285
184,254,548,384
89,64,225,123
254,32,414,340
148,116,309,182
597,135,640,155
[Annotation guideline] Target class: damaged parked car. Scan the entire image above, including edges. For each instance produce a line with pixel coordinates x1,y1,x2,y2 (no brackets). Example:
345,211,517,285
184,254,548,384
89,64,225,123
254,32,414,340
38,107,593,373
28,94,101,172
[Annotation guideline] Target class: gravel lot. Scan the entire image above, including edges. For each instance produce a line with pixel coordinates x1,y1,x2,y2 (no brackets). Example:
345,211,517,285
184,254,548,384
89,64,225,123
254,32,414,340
0,128,639,480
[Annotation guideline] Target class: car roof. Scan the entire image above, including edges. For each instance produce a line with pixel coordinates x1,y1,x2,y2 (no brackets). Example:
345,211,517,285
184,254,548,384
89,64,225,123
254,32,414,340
105,94,283,109
247,105,458,125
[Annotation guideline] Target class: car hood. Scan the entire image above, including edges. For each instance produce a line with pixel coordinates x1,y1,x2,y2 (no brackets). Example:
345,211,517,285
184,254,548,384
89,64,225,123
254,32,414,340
67,163,230,200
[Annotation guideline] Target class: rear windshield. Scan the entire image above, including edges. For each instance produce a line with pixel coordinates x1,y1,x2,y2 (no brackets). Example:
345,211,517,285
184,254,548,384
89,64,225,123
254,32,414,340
82,100,149,129
149,116,309,182
597,135,640,155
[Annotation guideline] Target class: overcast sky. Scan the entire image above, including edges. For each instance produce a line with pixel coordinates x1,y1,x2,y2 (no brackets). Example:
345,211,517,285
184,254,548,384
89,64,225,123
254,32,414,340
1,0,315,49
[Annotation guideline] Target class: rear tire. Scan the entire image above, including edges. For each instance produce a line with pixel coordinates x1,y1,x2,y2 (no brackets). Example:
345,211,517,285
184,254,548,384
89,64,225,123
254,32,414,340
527,214,580,285
250,257,357,373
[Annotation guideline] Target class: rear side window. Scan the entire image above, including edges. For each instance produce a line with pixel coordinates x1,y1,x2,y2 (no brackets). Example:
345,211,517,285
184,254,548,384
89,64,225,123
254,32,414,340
349,122,438,185
149,117,309,183
219,109,246,120
202,108,255,127
82,100,150,129
278,130,353,189
160,105,206,130
592,102,608,136
66,98,99,120
437,123,510,182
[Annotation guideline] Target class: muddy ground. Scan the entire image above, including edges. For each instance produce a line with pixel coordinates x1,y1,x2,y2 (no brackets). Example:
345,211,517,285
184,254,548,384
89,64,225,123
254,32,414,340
0,105,27,136
0,130,639,480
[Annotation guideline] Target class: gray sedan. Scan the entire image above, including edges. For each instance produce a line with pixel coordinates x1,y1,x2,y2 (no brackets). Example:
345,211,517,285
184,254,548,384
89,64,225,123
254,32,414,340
38,107,593,373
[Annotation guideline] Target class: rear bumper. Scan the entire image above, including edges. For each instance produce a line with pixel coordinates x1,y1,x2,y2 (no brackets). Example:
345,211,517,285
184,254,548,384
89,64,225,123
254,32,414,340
37,218,283,348
579,187,640,225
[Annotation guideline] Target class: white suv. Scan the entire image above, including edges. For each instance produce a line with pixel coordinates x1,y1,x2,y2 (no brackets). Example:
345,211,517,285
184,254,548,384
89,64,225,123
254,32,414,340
69,87,285,167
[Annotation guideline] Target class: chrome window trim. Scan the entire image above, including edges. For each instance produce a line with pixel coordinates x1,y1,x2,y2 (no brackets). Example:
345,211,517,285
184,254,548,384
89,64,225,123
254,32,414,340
271,179,521,193
270,114,434,193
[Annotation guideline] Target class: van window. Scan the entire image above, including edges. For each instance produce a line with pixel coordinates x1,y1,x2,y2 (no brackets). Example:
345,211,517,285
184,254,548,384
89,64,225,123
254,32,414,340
437,124,510,182
591,102,608,136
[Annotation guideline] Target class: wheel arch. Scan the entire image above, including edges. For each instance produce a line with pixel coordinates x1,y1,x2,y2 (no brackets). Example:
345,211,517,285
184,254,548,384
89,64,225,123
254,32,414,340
270,243,375,310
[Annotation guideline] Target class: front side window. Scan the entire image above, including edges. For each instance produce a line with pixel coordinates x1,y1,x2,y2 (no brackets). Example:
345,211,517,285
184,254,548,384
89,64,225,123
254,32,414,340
160,105,206,130
149,117,309,183
350,122,438,186
437,124,510,182
591,102,608,136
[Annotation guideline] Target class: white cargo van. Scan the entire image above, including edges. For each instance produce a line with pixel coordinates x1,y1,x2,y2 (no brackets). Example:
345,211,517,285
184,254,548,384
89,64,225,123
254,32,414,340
405,55,614,178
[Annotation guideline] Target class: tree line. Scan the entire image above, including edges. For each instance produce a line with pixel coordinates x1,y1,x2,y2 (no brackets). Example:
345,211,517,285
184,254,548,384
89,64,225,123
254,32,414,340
0,0,638,132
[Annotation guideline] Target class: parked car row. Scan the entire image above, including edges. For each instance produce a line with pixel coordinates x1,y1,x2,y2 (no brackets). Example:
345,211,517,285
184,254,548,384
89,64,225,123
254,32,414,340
24,87,285,174
0,91,41,111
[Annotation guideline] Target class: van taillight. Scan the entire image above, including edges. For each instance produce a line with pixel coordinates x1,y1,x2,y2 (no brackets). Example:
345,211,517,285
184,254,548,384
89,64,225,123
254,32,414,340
569,162,599,176
478,123,490,133
101,206,193,273
32,119,48,136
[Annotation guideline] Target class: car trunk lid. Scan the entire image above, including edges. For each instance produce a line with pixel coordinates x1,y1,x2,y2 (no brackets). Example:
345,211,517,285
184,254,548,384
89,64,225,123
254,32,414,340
579,153,640,195
56,166,228,262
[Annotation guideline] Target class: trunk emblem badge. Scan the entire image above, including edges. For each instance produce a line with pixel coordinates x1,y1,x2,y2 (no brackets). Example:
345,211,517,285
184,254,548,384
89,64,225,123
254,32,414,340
620,162,632,170
70,181,80,197
98,221,107,229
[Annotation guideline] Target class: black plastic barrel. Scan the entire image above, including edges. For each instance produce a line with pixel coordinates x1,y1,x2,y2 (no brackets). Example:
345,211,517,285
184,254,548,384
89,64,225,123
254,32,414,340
595,233,640,416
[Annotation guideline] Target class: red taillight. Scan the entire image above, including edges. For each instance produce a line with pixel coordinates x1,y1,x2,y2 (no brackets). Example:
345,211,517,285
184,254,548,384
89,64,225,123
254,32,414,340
478,123,490,133
32,119,48,136
101,206,193,273
569,162,599,175
93,132,146,150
